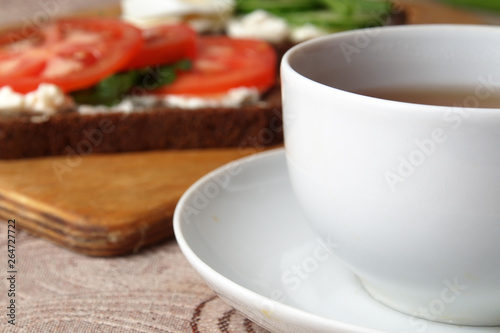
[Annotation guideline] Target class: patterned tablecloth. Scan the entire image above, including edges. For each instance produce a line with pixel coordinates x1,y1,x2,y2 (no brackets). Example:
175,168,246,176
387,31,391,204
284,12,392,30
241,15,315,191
0,222,269,332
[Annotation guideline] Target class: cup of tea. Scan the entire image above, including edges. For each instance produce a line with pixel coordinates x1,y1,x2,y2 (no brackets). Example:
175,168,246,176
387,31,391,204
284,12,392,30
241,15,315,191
281,24,500,326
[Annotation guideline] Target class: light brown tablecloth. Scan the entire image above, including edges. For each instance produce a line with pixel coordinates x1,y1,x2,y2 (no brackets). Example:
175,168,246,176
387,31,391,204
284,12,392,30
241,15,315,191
0,221,269,332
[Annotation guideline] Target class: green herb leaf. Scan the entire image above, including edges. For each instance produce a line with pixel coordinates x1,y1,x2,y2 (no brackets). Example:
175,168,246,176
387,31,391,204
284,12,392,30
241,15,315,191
235,0,393,32
439,0,500,12
71,59,191,107
235,0,321,14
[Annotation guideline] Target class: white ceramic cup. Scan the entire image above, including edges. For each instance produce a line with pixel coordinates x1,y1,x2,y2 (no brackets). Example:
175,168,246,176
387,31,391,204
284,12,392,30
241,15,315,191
281,24,500,326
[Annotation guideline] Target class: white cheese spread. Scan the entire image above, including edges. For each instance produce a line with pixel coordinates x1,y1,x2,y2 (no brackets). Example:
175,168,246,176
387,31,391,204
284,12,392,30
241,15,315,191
76,87,261,113
0,86,24,112
226,9,329,44
226,10,290,44
121,0,235,33
0,85,262,114
164,87,260,109
290,24,329,43
0,84,72,114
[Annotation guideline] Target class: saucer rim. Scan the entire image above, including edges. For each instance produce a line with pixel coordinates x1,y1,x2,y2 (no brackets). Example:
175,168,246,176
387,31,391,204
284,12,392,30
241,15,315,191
173,148,385,333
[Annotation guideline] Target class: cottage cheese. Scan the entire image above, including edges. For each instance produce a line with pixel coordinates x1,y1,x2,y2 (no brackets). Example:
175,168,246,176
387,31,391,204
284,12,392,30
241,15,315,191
76,87,261,113
164,87,260,109
0,85,262,114
290,23,329,43
226,10,290,44
0,86,24,112
0,84,72,114
227,9,329,44
121,0,235,33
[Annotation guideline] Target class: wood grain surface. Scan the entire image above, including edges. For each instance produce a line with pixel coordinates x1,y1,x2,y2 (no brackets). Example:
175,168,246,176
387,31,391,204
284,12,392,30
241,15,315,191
0,147,267,256
399,0,485,24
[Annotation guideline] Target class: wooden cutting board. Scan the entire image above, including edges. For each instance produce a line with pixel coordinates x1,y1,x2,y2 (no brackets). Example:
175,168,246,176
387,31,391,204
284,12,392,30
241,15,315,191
399,0,485,24
0,147,270,256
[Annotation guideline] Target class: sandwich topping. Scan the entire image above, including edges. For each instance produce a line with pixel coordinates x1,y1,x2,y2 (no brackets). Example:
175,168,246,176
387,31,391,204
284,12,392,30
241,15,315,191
0,84,72,114
226,10,291,44
0,1,393,114
0,18,143,94
0,17,277,115
121,0,235,33
228,0,395,43
163,87,260,109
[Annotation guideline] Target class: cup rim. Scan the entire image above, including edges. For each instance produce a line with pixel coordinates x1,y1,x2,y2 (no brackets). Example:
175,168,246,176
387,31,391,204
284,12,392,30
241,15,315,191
281,24,500,112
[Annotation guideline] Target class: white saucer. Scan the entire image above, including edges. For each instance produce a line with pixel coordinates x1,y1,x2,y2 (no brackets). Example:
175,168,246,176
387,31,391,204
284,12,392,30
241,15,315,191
174,148,498,333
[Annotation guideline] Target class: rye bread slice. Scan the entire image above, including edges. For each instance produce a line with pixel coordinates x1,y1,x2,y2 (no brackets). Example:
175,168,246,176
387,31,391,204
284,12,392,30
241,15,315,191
0,84,282,159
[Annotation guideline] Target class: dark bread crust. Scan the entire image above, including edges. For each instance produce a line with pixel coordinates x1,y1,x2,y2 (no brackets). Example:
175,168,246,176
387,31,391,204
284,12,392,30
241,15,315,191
0,84,282,159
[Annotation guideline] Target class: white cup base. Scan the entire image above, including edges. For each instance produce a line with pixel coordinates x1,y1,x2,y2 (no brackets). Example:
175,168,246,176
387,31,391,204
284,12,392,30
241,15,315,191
360,279,500,327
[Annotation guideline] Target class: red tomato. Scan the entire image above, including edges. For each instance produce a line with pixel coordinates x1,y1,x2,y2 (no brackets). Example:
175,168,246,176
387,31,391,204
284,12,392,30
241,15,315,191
124,24,197,70
151,36,277,96
0,18,143,93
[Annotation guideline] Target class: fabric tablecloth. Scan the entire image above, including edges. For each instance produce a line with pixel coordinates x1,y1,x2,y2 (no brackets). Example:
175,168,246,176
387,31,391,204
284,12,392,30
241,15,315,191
0,221,269,332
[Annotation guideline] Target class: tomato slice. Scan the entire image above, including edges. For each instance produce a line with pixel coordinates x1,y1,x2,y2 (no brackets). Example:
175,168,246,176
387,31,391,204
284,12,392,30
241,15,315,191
0,18,143,93
124,24,197,70
151,36,277,96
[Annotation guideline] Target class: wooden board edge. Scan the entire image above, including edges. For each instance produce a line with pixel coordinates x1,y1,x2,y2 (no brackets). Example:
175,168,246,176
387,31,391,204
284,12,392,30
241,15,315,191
0,195,176,256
